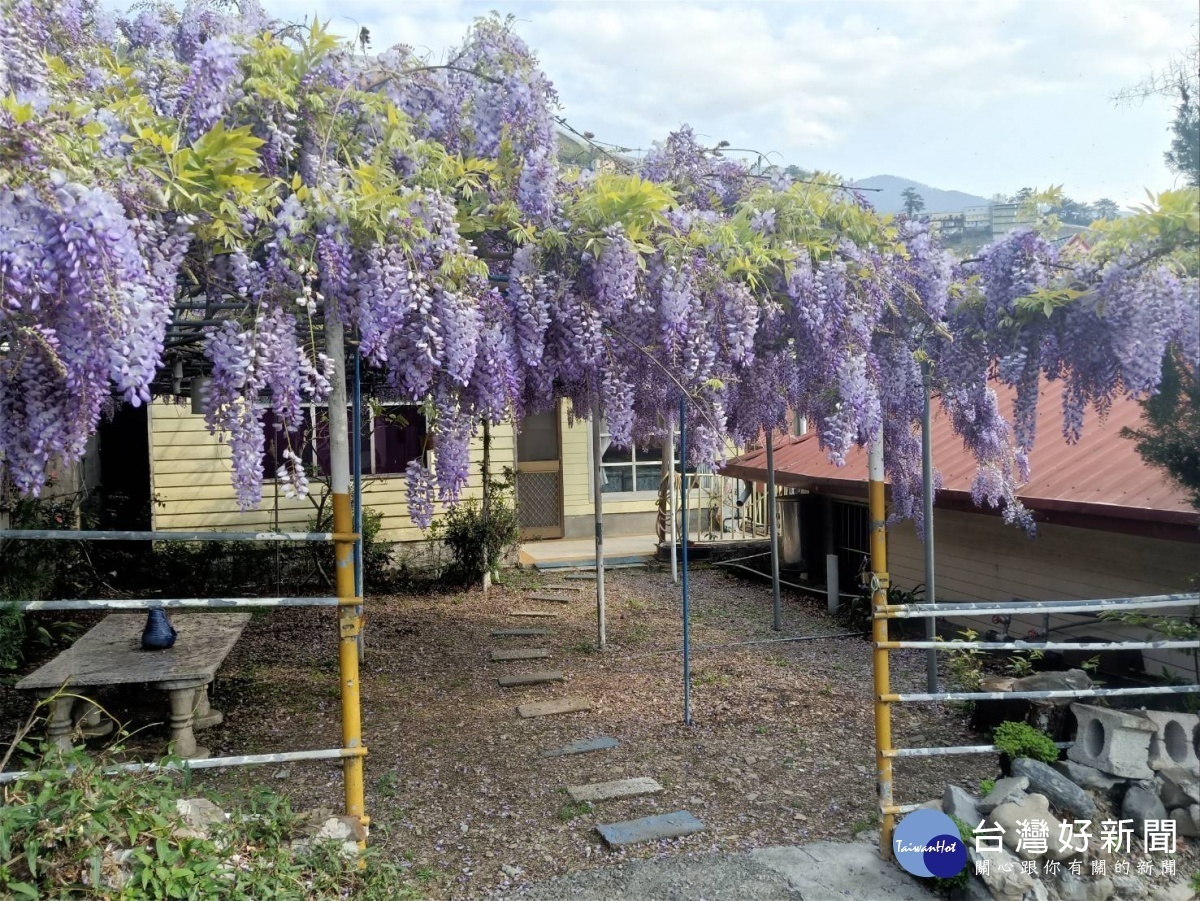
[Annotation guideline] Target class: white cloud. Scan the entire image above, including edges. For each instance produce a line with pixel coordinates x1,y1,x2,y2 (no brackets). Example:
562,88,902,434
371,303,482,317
254,0,1197,201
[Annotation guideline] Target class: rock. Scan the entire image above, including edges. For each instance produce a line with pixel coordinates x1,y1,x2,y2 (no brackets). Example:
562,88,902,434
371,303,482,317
1121,784,1168,833
1111,872,1149,899
1011,757,1097,819
966,846,1033,901
1012,668,1092,696
314,815,368,844
176,798,228,832
978,776,1030,814
1056,868,1115,901
981,675,1016,692
944,784,981,827
990,793,1070,861
952,874,993,900
917,799,942,812
1150,881,1198,901
1052,760,1125,801
1068,704,1156,779
1156,766,1200,808
1169,802,1200,837
501,864,523,879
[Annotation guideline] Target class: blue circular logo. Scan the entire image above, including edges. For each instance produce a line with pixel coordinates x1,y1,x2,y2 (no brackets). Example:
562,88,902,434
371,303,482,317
892,810,967,878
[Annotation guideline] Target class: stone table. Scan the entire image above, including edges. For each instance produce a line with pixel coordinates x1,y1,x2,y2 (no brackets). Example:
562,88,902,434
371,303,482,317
17,612,251,759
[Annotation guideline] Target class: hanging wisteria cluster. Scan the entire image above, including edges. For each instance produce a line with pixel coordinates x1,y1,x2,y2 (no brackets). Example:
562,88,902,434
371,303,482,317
2,0,1197,535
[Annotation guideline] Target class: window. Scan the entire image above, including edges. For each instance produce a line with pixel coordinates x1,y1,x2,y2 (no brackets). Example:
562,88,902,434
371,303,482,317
262,404,425,479
599,425,673,494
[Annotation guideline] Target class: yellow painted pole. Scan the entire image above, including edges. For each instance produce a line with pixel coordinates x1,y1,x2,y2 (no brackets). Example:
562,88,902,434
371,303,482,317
325,313,367,839
333,492,365,826
868,432,895,861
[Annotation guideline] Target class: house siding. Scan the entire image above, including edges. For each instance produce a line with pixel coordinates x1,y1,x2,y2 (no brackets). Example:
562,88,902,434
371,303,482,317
148,400,662,543
887,508,1199,678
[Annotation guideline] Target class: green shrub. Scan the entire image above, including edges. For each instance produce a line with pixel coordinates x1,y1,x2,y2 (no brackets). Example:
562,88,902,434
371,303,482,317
927,815,973,895
0,743,419,900
979,778,996,796
436,471,519,585
993,721,1060,763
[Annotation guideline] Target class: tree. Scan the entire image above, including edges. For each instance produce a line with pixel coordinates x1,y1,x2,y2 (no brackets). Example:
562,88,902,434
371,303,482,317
1057,197,1096,225
901,187,925,216
1093,198,1121,220
1115,30,1199,187
1122,353,1200,509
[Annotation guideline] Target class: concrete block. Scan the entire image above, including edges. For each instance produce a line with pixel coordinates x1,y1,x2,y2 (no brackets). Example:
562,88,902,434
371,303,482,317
567,777,662,803
542,736,619,758
492,628,551,637
1068,703,1156,779
526,592,574,604
497,671,563,687
1137,709,1200,773
1155,766,1200,809
517,697,591,718
596,811,703,846
490,648,551,662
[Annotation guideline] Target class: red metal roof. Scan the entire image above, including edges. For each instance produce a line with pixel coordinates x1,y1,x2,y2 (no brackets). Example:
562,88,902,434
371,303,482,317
721,383,1198,531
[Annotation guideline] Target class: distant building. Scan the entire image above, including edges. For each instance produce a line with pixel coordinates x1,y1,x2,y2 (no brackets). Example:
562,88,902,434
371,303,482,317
991,202,1035,235
963,205,991,231
925,211,964,237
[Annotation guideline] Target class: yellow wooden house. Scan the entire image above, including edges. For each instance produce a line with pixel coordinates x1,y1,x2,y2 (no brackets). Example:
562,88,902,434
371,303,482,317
147,400,666,543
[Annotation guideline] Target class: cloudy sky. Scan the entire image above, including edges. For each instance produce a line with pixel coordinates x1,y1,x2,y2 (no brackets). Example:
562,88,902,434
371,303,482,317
260,0,1196,207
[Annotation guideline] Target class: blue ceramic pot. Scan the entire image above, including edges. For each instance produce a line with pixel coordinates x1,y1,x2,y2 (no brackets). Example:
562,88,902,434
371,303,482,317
141,608,178,650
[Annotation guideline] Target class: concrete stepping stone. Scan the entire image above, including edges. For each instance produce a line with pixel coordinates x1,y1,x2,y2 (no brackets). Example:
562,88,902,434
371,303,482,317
492,628,551,637
542,736,619,758
527,592,574,604
596,811,705,847
517,697,592,718
508,610,560,618
498,671,564,687
542,584,585,592
567,777,663,803
490,648,550,662
564,573,597,581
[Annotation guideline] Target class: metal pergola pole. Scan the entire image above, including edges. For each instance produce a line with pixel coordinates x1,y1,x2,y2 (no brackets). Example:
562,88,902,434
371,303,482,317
322,313,367,836
592,392,606,650
921,360,937,693
868,431,894,861
765,431,782,631
352,343,365,660
679,394,691,726
668,420,678,585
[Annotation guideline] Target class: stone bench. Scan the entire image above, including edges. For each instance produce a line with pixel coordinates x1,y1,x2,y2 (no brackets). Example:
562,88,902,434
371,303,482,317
17,612,250,759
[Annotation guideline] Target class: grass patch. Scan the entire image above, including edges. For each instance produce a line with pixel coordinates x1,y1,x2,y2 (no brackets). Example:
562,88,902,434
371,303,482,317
569,640,597,654
558,800,593,822
694,669,729,687
850,811,880,837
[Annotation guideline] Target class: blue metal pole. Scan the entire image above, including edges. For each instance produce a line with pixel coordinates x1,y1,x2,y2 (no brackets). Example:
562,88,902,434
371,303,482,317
352,345,364,657
679,395,691,726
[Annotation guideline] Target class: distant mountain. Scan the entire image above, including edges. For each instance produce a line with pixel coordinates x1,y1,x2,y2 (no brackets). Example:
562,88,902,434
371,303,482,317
852,175,990,215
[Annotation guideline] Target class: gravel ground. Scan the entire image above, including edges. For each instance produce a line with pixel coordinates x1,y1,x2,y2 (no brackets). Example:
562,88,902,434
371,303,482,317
1,564,997,899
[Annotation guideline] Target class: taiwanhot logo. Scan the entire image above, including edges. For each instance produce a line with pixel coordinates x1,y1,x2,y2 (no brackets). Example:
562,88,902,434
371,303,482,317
892,809,967,879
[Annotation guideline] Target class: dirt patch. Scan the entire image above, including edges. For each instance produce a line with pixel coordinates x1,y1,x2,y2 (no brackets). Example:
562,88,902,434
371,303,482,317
2,565,1000,899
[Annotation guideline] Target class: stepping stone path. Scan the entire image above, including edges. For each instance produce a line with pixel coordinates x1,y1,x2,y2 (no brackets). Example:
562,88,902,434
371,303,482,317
567,777,662,803
491,628,550,637
508,610,559,618
542,736,619,758
542,584,584,592
596,811,705,847
527,592,574,604
498,671,563,687
565,573,597,581
517,697,592,718
490,648,550,662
